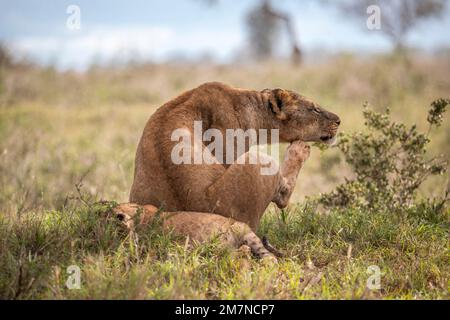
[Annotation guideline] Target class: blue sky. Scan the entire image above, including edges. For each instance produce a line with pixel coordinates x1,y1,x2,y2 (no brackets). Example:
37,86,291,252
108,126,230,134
1,0,449,70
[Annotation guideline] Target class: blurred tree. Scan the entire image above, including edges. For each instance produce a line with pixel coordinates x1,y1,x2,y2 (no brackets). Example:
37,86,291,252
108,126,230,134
246,0,302,64
332,0,446,50
196,0,219,5
197,0,302,65
0,44,12,68
0,44,12,98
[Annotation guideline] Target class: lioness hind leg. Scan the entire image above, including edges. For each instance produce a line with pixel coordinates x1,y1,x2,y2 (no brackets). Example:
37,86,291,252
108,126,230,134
205,151,282,231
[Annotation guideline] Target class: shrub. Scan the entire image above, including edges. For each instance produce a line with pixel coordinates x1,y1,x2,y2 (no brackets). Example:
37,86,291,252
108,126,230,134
320,99,449,211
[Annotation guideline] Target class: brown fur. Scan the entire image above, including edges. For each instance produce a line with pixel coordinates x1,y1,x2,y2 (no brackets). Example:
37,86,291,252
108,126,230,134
130,82,340,230
111,203,277,262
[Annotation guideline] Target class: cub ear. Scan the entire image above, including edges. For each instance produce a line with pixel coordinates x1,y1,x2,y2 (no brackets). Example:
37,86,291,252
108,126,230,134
262,88,288,121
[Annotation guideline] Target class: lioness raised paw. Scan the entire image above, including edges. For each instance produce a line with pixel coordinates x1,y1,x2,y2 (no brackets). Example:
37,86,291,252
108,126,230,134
272,141,311,209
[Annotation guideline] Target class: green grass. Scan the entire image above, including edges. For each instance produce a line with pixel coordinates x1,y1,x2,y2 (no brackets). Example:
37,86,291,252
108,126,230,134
0,201,447,299
0,53,449,299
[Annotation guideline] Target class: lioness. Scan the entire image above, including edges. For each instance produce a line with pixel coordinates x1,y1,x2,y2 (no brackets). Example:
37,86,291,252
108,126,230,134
130,82,340,231
114,140,312,262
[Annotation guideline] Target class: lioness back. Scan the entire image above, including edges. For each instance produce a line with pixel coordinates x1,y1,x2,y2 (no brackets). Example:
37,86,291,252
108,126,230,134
129,82,258,210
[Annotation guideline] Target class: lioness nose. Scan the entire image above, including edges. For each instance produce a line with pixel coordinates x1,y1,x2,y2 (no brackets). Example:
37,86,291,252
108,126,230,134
326,111,341,126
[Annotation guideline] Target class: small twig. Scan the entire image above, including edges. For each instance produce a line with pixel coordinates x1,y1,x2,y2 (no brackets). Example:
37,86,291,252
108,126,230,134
13,258,24,299
16,187,31,217
346,244,353,260
71,166,94,207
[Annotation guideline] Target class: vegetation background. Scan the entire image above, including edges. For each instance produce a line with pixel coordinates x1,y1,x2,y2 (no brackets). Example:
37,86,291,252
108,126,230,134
0,0,448,299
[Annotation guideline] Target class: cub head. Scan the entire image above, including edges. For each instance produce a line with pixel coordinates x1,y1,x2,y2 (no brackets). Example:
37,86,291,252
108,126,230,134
262,88,341,144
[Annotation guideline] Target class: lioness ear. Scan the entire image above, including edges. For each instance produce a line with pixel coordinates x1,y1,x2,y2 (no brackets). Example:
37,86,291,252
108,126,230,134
262,88,288,121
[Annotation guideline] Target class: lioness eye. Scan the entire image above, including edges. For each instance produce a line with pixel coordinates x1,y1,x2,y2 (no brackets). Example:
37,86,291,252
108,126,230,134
312,107,321,114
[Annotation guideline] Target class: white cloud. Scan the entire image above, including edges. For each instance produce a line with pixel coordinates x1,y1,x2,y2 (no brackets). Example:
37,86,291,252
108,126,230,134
11,25,243,70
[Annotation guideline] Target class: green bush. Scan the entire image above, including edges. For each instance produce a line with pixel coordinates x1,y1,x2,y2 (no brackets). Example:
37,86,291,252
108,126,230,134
320,99,449,211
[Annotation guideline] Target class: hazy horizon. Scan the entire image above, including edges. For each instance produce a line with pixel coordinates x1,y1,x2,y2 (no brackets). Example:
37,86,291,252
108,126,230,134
1,0,450,70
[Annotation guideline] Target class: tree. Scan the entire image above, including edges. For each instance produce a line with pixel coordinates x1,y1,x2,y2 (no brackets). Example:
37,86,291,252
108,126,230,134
246,0,302,64
335,0,446,49
198,0,302,65
0,44,12,68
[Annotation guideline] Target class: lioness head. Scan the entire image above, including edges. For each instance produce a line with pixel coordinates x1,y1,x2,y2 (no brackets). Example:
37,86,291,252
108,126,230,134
262,88,341,144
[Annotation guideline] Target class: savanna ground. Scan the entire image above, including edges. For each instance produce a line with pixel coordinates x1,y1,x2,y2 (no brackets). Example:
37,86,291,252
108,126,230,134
0,52,449,299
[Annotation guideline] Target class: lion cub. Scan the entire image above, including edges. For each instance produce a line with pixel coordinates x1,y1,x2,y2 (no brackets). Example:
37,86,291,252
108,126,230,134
111,203,278,262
